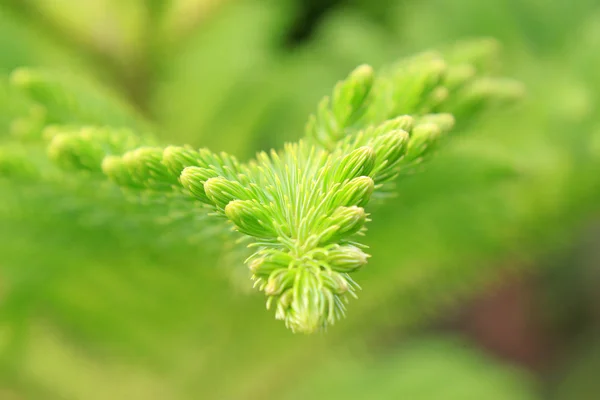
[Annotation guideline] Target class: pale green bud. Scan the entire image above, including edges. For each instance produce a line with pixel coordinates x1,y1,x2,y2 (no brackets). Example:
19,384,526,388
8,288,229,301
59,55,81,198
256,249,294,268
371,130,409,181
445,64,476,90
274,289,294,322
332,176,374,208
225,200,277,238
391,54,447,114
204,176,250,208
451,78,525,119
321,206,367,243
327,245,369,273
276,289,294,315
332,65,374,124
249,249,293,277
48,133,105,172
426,86,449,110
123,147,176,189
265,269,297,296
249,258,285,277
102,155,140,188
179,166,218,203
47,127,140,173
416,113,455,134
162,146,201,177
321,271,350,295
286,268,322,333
376,115,414,133
334,146,376,182
405,123,442,163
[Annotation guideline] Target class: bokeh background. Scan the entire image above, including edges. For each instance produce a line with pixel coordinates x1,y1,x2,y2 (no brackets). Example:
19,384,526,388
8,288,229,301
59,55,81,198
1,0,599,399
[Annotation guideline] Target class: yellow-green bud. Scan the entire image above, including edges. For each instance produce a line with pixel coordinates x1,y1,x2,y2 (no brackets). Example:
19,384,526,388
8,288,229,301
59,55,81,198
334,146,376,182
179,166,218,203
123,147,176,189
248,258,285,277
445,64,476,90
102,155,139,188
417,113,455,134
48,133,104,172
327,245,369,273
405,122,442,163
321,206,367,243
265,269,296,296
225,200,277,238
204,176,250,208
332,64,374,124
321,271,350,295
162,146,202,177
332,176,374,208
371,130,409,181
377,115,414,134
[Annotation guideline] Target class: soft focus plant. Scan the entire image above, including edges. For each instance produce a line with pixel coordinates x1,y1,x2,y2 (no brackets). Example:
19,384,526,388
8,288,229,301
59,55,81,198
2,39,522,333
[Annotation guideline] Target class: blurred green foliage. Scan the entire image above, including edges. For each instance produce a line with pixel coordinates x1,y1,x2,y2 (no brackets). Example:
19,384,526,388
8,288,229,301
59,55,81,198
0,0,599,399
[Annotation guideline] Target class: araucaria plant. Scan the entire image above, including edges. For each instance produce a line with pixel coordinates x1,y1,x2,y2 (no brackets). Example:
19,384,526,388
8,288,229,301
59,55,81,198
2,39,523,333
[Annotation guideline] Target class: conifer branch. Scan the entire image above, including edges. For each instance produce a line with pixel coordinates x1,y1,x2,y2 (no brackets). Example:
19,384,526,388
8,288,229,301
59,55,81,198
3,39,523,333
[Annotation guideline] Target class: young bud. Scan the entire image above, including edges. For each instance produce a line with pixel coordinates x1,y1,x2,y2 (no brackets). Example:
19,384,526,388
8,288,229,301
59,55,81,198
123,147,176,189
321,271,350,295
332,64,374,125
257,249,295,268
286,268,323,333
204,176,250,208
372,130,409,176
248,257,286,276
102,155,139,188
162,146,202,176
331,176,374,208
391,54,447,114
426,86,449,110
416,113,455,134
327,245,369,273
179,166,218,203
265,269,296,296
358,116,413,145
444,64,476,90
276,289,294,316
48,133,105,172
376,115,415,134
450,78,525,119
321,206,367,243
405,123,442,163
225,200,277,238
334,146,376,182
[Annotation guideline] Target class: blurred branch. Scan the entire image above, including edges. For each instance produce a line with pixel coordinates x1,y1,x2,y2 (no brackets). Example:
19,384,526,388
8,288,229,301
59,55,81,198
1,0,158,114
166,0,234,47
1,0,124,79
1,0,236,114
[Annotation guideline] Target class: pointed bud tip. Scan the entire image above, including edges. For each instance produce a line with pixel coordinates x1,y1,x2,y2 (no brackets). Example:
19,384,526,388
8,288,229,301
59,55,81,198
101,155,122,173
203,176,249,208
335,146,376,182
179,166,199,183
224,198,245,213
352,64,374,79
